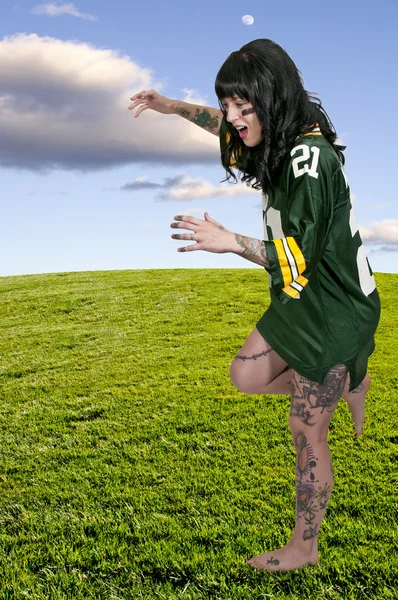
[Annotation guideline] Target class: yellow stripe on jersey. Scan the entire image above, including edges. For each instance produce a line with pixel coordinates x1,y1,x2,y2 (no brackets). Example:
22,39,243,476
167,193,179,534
297,275,309,287
286,237,306,275
273,239,292,287
303,132,322,137
283,285,300,299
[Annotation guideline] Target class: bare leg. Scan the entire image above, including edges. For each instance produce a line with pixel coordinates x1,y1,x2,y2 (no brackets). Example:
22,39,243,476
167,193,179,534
262,366,293,394
231,331,370,437
229,327,289,395
247,364,347,572
341,374,370,438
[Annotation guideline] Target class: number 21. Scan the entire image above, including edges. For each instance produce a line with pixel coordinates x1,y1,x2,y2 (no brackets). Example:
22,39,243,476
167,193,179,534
291,145,320,179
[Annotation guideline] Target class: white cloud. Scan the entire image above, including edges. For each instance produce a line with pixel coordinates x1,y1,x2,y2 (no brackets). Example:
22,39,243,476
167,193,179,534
163,176,260,201
0,34,219,171
32,2,97,20
181,89,208,106
116,173,259,201
360,220,398,245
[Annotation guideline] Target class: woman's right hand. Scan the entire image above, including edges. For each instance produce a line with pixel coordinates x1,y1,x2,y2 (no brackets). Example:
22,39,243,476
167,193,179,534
128,90,176,118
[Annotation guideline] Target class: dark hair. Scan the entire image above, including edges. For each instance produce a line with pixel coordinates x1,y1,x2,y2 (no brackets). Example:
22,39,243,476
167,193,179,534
215,38,345,194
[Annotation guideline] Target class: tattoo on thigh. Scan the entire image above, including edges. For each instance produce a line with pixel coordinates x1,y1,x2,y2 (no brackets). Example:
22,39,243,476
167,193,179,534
290,364,347,426
235,348,274,361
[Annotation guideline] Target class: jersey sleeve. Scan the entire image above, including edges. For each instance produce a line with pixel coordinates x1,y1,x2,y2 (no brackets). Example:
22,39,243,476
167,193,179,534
263,144,336,304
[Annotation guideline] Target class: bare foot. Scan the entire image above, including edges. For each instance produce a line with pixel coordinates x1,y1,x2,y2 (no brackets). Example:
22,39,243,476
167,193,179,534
246,543,319,572
342,374,370,438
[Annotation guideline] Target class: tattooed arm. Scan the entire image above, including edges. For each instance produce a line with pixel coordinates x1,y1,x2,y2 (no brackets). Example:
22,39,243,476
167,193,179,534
129,90,222,136
172,101,222,136
232,234,270,270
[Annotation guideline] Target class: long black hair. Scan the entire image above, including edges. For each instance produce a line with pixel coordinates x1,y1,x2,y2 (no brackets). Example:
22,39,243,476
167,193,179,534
215,39,345,194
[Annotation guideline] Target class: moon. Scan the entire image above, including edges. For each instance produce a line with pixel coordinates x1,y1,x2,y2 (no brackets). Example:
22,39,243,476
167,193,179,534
242,14,254,25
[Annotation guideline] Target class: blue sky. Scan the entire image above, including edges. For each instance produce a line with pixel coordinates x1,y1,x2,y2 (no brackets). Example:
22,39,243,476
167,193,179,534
1,0,397,276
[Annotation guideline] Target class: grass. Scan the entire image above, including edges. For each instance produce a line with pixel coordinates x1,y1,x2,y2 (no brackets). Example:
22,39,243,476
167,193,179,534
0,268,397,599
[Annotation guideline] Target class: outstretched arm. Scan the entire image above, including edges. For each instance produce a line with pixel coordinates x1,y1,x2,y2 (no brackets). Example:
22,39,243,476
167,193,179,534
129,89,222,136
170,214,270,269
173,100,222,136
233,234,270,269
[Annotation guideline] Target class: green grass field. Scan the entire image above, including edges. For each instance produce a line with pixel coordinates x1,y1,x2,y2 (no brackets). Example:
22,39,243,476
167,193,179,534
0,269,397,599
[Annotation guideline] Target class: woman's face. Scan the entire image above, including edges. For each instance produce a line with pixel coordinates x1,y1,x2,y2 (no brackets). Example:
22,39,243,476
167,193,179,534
221,95,263,147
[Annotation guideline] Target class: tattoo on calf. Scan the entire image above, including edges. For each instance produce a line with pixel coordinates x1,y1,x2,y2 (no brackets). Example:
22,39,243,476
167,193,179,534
290,364,347,426
294,430,332,542
315,482,332,510
295,431,317,481
235,348,273,361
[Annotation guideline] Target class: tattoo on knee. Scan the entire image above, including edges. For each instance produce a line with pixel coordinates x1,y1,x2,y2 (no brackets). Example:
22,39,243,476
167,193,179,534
235,348,273,361
290,364,347,426
294,430,333,541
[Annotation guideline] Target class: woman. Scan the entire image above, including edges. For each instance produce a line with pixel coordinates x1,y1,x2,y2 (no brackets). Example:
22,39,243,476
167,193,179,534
129,39,380,572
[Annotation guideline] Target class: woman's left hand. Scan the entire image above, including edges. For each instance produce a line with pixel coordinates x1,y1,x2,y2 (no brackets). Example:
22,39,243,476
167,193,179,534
170,212,234,253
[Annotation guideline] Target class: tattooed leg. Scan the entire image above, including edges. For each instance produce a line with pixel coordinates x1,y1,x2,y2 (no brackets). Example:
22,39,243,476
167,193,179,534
235,348,274,361
341,374,370,437
247,364,347,572
229,327,289,395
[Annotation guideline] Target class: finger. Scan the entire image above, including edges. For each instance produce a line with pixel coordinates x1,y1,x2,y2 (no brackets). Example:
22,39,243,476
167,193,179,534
130,90,149,101
174,214,202,226
205,211,226,230
134,104,148,117
178,243,201,252
128,103,144,113
171,233,195,241
128,98,146,109
204,212,221,225
170,221,197,232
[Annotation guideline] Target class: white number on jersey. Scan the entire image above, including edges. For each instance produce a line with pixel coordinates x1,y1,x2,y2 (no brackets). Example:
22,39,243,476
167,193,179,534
349,206,376,296
291,145,320,180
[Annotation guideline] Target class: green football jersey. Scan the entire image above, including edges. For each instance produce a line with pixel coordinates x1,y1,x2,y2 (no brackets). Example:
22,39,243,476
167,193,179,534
220,121,381,390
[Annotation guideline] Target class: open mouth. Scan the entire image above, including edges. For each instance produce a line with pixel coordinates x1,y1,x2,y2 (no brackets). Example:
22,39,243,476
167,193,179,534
236,126,248,139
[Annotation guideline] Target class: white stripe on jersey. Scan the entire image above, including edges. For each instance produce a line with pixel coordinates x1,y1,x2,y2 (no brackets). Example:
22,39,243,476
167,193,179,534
290,281,303,293
282,238,299,281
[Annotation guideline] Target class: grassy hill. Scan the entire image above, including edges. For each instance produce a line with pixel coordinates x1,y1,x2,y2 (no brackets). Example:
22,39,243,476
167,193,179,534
0,269,397,599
